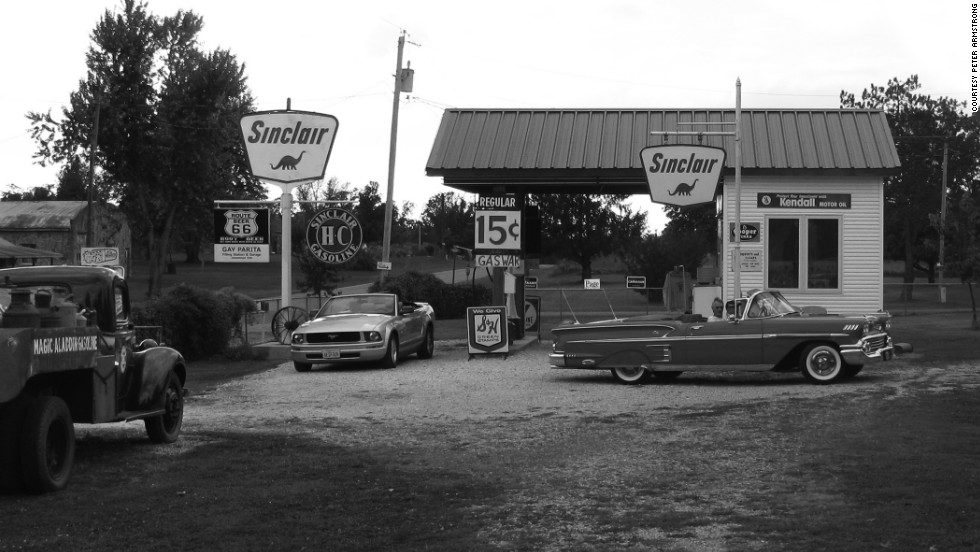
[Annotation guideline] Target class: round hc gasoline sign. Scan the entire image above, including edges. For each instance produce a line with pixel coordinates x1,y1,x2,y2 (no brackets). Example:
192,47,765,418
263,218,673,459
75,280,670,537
306,207,362,264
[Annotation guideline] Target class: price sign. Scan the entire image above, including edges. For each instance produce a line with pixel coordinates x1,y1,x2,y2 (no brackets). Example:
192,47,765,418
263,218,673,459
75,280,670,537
474,211,521,250
475,195,522,254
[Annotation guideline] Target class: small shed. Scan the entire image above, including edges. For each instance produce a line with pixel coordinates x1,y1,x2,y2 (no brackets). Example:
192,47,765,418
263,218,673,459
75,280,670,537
0,201,131,267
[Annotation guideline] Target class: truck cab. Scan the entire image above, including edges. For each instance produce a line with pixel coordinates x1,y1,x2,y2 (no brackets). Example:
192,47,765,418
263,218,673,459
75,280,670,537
0,266,186,493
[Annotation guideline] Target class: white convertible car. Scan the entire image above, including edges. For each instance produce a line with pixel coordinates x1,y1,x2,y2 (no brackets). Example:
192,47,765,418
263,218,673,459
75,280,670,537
289,293,435,372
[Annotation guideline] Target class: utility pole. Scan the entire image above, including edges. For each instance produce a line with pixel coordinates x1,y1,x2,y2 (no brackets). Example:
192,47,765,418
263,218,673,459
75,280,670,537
939,139,949,303
381,31,414,282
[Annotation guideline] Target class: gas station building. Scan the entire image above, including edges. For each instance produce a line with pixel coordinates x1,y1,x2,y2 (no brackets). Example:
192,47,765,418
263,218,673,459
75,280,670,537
426,108,900,315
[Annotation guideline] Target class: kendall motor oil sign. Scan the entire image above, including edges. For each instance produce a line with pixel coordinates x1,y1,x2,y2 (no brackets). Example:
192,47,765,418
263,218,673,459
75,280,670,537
639,145,726,207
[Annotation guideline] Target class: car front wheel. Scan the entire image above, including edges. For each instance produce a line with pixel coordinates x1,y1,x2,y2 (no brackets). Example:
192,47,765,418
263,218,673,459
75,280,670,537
380,335,399,369
801,344,843,384
611,366,651,385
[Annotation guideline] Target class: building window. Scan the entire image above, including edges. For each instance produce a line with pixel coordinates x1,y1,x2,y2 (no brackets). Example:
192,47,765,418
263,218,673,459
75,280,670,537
766,217,840,290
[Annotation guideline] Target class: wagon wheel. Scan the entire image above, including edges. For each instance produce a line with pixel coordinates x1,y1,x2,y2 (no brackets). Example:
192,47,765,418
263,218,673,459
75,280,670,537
271,306,308,344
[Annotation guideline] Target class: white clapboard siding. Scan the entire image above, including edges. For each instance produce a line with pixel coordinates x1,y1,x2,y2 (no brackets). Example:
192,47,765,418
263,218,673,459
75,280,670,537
723,175,883,314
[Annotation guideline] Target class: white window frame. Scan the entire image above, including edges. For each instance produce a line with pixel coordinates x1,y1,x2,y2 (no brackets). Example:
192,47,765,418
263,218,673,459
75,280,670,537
765,215,842,293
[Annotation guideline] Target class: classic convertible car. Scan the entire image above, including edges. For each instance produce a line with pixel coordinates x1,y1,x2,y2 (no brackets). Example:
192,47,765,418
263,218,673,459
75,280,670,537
549,289,912,385
290,293,435,372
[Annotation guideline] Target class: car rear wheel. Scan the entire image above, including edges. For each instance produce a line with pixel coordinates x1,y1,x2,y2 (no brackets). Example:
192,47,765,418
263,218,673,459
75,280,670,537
380,335,399,369
417,326,434,359
801,343,843,384
21,396,75,493
611,366,651,385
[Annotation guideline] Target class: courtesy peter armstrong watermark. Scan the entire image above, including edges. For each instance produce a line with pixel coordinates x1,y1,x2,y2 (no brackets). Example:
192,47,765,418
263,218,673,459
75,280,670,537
973,4,979,112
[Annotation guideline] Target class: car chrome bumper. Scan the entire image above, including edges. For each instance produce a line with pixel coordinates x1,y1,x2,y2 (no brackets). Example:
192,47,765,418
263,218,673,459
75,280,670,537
839,334,910,365
548,353,567,367
291,343,387,364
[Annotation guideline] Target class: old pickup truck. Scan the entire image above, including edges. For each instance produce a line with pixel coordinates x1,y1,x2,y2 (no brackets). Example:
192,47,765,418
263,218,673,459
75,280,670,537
0,266,186,493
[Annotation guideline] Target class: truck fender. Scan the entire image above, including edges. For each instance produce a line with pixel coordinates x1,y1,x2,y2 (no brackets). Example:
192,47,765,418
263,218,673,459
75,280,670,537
131,347,186,409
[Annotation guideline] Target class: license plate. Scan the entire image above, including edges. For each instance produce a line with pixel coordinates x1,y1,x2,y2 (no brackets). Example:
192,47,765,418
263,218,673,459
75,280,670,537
323,349,340,359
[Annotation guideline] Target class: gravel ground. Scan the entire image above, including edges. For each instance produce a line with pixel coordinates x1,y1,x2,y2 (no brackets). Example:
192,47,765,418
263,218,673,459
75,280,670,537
186,336,973,428
54,316,978,551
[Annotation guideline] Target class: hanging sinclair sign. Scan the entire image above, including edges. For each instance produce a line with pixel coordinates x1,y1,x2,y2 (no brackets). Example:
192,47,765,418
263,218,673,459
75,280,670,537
239,110,339,184
639,145,726,207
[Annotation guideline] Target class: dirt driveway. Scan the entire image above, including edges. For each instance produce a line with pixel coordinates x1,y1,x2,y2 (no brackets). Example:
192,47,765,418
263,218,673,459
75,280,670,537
2,315,978,551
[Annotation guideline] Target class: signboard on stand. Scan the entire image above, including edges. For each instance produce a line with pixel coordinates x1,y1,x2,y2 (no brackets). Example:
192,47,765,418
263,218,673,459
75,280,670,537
466,306,509,357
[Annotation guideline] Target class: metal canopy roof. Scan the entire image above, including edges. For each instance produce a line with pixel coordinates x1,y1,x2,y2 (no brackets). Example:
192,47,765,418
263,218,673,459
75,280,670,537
425,109,900,195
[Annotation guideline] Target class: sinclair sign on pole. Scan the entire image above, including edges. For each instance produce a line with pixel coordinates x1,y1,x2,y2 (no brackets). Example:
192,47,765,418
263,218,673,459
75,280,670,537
639,144,726,207
239,109,338,311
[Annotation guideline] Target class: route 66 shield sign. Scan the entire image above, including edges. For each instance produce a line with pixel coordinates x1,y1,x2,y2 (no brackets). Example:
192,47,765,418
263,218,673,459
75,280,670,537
224,210,259,238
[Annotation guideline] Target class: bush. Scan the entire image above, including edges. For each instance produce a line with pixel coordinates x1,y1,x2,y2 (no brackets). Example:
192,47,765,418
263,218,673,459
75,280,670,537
132,284,255,360
368,270,492,318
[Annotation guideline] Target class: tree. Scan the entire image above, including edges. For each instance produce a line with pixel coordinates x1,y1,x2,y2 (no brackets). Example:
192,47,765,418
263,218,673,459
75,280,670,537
421,192,473,254
623,204,718,299
27,0,261,296
353,181,387,244
841,76,980,295
1,185,56,201
947,187,980,328
532,194,646,280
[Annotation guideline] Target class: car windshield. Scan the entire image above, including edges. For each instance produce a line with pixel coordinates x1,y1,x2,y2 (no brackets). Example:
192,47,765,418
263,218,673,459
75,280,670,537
318,296,394,317
746,291,799,318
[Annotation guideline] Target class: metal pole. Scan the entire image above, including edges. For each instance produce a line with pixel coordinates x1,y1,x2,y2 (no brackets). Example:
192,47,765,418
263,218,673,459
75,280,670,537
281,188,293,310
939,140,948,303
733,78,742,299
381,31,406,283
86,92,101,248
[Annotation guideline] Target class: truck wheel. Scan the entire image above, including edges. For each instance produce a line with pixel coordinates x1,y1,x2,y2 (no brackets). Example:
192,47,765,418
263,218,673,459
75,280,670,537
145,371,184,444
0,398,30,493
20,396,75,493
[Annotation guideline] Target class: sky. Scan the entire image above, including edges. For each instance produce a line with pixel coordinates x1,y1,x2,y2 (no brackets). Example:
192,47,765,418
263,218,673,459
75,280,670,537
0,0,966,233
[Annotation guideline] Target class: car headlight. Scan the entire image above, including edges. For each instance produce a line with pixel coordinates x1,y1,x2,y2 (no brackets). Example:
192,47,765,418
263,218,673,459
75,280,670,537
365,331,383,342
292,333,306,344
